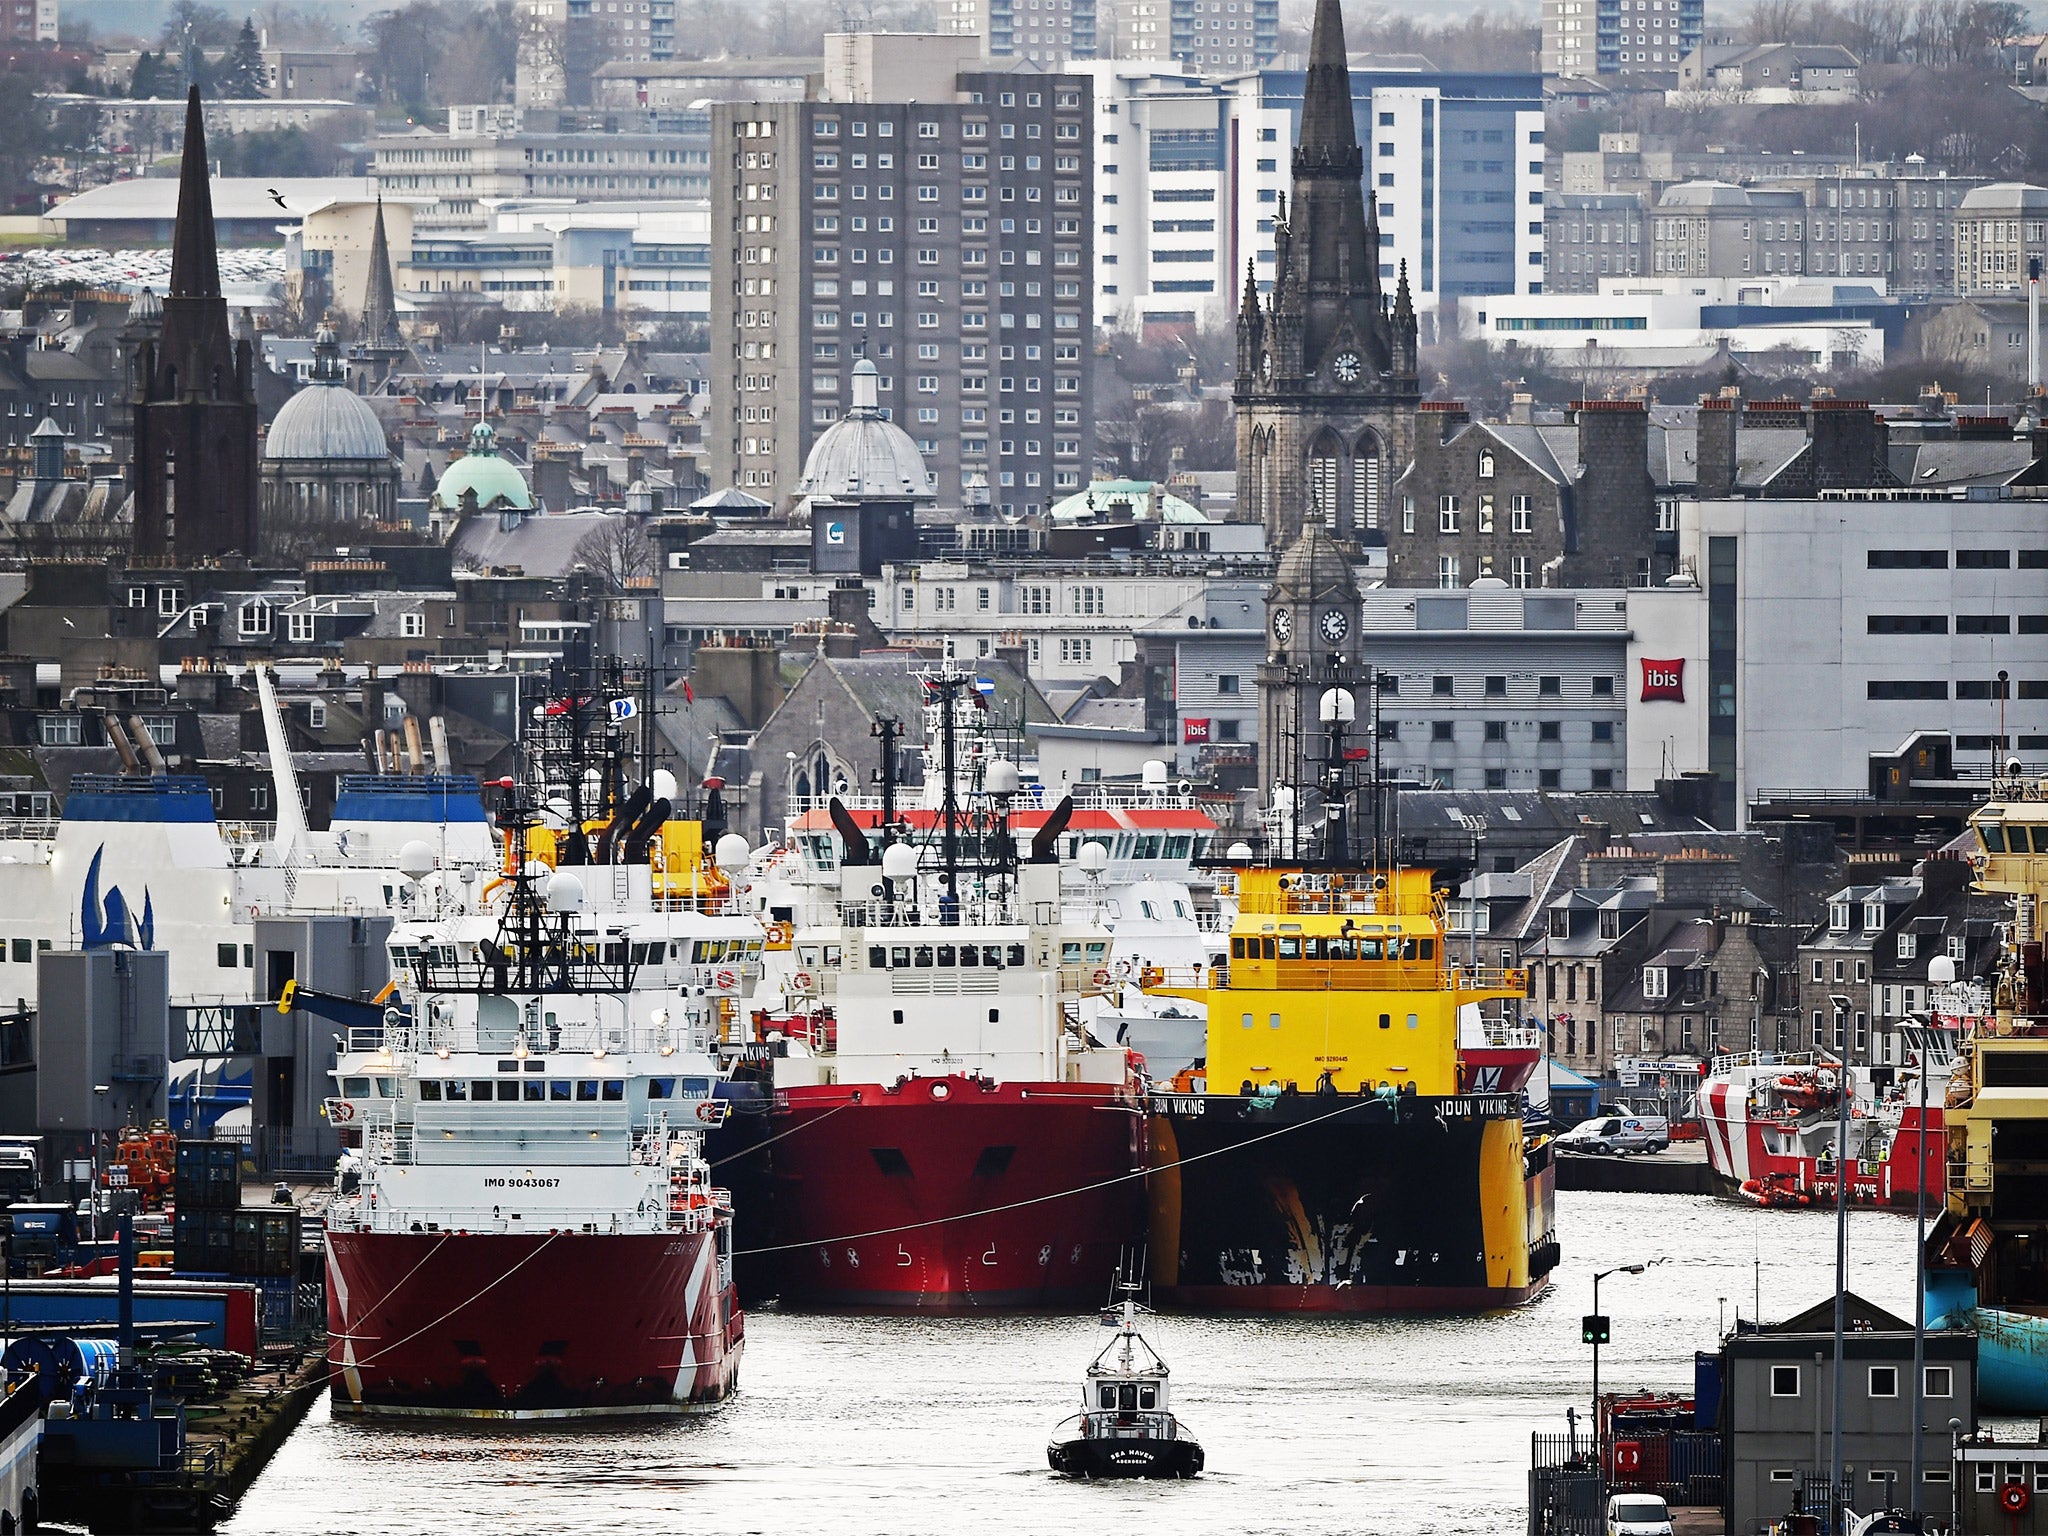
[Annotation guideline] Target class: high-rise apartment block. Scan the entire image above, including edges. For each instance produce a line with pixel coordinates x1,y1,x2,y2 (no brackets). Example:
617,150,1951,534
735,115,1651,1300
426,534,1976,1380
1543,0,1704,76
948,0,1273,68
0,0,57,46
709,40,1094,514
516,0,675,108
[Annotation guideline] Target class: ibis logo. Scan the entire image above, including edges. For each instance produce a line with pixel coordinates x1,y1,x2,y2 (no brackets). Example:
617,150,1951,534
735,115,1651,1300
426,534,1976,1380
1639,658,1686,703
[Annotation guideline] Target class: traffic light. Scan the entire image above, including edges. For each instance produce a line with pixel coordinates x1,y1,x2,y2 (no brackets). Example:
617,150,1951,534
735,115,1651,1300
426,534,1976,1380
1582,1313,1610,1345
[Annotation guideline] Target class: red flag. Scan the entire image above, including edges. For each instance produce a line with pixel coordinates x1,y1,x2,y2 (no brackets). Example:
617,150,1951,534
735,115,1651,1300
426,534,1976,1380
683,679,695,703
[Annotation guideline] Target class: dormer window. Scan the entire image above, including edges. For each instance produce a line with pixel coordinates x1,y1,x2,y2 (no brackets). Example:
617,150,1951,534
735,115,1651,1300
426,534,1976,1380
1599,909,1621,940
1898,933,1917,961
1549,909,1569,939
1947,935,1967,961
1477,450,1495,479
1829,902,1851,932
1643,966,1668,1000
239,600,272,637
1863,900,1884,930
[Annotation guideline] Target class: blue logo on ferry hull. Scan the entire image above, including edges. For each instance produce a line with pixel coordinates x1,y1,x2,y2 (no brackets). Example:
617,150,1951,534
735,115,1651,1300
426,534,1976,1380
81,845,156,950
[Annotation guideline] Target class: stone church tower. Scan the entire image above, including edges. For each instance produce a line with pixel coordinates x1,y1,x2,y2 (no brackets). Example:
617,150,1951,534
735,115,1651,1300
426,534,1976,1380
1233,0,1419,545
132,88,261,563
1257,522,1364,813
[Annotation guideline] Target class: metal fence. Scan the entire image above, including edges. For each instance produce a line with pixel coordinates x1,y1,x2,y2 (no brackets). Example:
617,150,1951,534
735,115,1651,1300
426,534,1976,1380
1530,1429,1726,1536
1530,1435,1602,1536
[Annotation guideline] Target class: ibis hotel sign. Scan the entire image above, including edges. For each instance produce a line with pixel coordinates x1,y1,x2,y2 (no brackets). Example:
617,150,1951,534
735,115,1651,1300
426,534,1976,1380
1639,658,1686,703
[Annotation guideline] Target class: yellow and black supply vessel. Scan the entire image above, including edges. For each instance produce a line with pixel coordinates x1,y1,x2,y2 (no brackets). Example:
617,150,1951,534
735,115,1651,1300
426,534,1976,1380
1145,863,1556,1312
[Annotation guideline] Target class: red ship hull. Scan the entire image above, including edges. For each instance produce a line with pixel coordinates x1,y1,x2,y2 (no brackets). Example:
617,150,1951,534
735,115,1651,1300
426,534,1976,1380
768,1074,1145,1310
326,1229,743,1418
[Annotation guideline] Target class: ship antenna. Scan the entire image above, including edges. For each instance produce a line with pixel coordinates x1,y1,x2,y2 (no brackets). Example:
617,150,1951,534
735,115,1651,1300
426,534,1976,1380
872,713,901,845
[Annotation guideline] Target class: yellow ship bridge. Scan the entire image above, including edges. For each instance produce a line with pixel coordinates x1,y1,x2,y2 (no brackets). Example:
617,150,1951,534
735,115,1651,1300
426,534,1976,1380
1154,865,1527,1097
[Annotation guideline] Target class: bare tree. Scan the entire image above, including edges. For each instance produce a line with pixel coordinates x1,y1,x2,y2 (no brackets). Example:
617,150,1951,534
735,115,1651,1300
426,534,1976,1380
1745,0,1808,42
572,515,655,593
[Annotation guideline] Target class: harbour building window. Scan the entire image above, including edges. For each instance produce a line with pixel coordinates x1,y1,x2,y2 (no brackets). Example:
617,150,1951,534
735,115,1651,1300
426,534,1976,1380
1772,1366,1801,1396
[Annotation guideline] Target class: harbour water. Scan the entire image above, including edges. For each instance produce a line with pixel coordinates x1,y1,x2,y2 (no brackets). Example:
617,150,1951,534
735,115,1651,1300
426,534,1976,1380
226,1192,1921,1536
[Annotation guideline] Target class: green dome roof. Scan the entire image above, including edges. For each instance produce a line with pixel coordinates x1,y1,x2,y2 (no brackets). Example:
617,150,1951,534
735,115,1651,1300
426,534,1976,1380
1049,478,1206,525
431,423,533,513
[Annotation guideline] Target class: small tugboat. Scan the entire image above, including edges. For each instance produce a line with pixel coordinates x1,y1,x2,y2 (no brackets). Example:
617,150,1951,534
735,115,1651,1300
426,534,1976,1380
1046,1283,1203,1480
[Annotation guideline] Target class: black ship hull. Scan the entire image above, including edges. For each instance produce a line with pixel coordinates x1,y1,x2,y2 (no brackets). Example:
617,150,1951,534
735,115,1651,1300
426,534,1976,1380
1146,1090,1555,1313
1049,1434,1204,1479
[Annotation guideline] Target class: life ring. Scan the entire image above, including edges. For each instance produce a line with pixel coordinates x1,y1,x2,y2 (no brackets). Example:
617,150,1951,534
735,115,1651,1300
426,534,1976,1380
766,921,793,948
693,1100,722,1125
1091,968,1111,987
715,969,737,990
2003,1483,2032,1515
793,971,815,992
1613,1441,1643,1475
331,1100,355,1123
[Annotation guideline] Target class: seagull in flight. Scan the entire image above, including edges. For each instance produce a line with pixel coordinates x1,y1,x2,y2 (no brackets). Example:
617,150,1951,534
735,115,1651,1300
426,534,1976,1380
266,188,289,210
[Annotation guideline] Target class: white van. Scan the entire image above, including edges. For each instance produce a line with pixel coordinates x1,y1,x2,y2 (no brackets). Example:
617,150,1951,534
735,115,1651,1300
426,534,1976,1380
1606,1493,1674,1536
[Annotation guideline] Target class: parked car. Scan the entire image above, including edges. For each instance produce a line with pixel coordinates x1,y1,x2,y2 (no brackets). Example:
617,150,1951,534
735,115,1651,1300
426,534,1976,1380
1559,1113,1668,1156
1606,1493,1674,1536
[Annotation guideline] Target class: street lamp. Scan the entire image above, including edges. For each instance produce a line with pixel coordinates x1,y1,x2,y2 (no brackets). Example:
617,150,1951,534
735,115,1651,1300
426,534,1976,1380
90,1083,110,1244
1590,1259,1665,1459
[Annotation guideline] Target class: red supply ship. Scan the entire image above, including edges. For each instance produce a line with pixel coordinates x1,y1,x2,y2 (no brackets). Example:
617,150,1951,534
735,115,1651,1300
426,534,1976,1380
1696,1043,1959,1209
321,786,749,1417
754,670,1146,1310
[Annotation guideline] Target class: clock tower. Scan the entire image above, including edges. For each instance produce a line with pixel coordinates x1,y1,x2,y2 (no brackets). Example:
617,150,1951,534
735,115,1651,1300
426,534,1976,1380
1258,522,1364,809
1233,0,1421,546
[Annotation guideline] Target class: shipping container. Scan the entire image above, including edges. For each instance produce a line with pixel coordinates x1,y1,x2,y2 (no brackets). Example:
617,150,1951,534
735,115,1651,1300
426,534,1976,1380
172,1141,241,1211
229,1208,299,1278
172,1207,234,1274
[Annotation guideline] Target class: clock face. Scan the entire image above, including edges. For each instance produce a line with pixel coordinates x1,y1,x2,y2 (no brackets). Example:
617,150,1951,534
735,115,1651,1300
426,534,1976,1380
1333,351,1361,383
1319,608,1350,644
1272,607,1293,643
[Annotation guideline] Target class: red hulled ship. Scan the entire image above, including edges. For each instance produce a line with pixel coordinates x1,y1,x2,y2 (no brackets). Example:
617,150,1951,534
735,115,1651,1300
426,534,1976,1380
1697,1044,1955,1209
322,808,752,1415
753,671,1146,1310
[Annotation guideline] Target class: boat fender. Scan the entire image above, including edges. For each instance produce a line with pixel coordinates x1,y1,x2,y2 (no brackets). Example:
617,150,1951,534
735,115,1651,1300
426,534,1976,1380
2005,1484,2032,1516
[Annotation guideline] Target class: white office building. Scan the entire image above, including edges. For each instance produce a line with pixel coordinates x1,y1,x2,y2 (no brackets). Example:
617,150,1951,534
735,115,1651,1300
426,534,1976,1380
1072,61,1544,337
1461,276,1887,371
1625,492,2048,826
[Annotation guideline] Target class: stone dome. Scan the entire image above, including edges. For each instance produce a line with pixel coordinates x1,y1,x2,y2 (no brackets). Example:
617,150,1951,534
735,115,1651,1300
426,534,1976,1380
266,326,391,462
432,421,534,513
795,359,935,502
1272,522,1360,604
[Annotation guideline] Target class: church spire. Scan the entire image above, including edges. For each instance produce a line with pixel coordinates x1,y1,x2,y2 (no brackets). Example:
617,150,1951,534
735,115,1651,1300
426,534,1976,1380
168,86,221,300
363,195,399,343
1295,0,1361,177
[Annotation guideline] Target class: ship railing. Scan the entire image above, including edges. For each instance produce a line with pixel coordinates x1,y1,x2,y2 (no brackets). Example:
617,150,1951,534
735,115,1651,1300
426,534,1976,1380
834,898,1060,930
1233,887,1438,919
1480,1021,1546,1050
348,1019,718,1058
0,818,58,842
347,1207,681,1236
1174,962,1527,994
1707,1050,1828,1075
